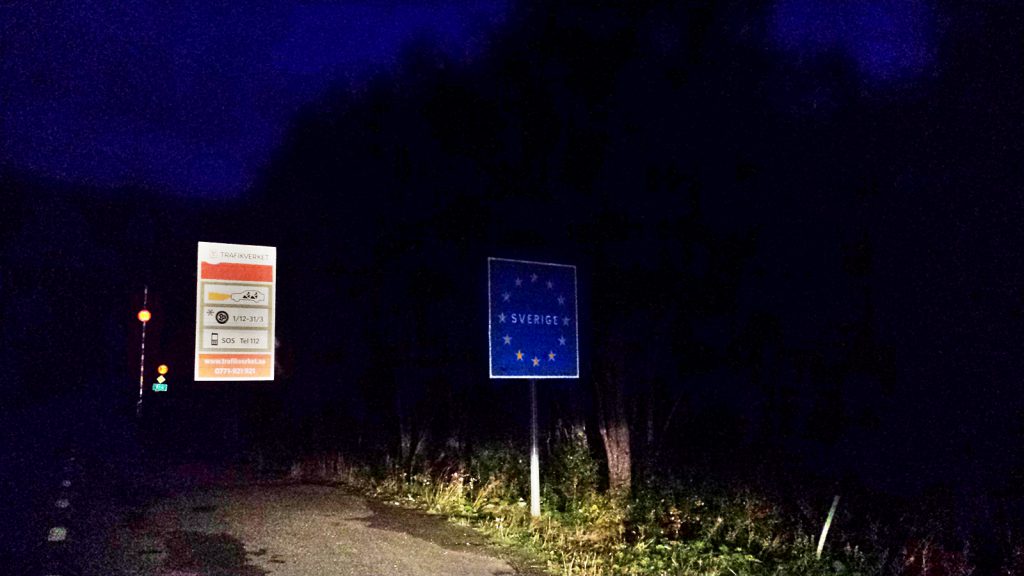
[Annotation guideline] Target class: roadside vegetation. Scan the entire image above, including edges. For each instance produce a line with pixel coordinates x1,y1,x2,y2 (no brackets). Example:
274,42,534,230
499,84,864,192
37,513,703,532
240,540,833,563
284,429,1021,576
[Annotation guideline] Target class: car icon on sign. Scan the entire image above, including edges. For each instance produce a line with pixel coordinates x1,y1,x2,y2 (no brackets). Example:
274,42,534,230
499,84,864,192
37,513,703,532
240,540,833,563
231,290,266,303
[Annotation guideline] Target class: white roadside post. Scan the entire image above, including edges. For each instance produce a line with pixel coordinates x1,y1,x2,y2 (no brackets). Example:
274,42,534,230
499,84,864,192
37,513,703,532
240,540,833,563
817,495,841,559
136,286,150,417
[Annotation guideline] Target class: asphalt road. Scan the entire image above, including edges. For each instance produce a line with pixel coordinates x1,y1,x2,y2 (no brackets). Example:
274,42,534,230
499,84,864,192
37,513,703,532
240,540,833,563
85,480,538,576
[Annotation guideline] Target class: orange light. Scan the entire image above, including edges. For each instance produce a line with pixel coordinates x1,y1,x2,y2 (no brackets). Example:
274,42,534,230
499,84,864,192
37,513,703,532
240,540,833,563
157,364,168,375
137,309,151,323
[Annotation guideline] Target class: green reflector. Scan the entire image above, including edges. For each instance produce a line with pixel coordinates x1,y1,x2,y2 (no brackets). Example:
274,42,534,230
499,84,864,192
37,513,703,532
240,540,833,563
152,383,168,392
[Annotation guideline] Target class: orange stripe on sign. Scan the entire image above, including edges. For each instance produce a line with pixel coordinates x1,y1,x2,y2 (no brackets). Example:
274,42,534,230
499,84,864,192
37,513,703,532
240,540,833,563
201,262,273,282
197,354,273,379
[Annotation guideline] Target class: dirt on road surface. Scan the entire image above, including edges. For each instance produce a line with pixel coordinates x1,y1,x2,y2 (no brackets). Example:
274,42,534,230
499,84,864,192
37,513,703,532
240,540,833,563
92,482,547,576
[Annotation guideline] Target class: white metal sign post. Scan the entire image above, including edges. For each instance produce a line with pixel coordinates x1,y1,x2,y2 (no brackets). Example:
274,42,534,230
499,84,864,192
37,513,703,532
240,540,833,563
488,257,579,518
530,377,540,517
195,242,277,381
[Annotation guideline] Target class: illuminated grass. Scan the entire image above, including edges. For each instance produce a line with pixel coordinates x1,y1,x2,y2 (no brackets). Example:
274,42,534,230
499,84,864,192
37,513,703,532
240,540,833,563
290,444,1000,576
294,459,867,574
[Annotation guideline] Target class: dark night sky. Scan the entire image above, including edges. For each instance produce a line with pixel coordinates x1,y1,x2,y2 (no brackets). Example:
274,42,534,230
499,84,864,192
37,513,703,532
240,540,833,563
2,1,942,195
3,0,1024,504
2,1,510,195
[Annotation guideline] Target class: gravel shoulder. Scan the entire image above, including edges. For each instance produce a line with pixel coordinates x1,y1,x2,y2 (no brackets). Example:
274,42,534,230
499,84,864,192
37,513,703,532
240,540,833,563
94,481,548,576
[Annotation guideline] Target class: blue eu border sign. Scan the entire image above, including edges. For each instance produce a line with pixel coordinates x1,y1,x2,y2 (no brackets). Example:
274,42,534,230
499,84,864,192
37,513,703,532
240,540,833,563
489,257,579,379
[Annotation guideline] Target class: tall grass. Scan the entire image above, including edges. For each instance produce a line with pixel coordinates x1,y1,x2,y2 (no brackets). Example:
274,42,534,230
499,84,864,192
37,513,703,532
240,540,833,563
289,440,1003,576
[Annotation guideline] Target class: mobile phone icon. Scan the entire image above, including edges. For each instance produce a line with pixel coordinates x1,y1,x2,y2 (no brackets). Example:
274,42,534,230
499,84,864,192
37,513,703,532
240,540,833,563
211,332,219,346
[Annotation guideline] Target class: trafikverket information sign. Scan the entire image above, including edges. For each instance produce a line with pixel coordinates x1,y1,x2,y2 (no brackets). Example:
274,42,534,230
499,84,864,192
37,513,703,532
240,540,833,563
488,257,579,379
195,241,276,381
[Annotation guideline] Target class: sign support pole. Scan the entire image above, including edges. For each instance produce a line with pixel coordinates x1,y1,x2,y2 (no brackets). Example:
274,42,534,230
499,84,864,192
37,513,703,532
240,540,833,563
530,378,541,518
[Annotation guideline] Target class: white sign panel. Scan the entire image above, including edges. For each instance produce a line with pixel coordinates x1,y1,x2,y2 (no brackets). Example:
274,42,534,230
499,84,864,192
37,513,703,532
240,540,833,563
195,241,276,381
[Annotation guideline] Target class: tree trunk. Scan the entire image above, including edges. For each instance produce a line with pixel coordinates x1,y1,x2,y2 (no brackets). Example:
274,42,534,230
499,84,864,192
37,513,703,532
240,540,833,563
595,336,631,497
599,418,631,497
